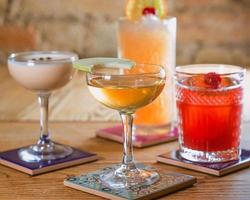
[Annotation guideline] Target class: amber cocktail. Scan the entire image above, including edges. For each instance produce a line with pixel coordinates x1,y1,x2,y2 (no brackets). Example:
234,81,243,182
75,59,166,188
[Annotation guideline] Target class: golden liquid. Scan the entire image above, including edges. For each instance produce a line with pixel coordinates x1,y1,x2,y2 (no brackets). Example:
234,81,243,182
88,76,165,113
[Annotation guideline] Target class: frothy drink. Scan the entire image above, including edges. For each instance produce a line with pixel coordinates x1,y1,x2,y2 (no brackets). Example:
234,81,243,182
8,52,77,92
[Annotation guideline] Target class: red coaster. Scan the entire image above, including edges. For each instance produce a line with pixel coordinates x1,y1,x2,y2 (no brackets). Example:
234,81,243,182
157,149,250,176
96,125,178,148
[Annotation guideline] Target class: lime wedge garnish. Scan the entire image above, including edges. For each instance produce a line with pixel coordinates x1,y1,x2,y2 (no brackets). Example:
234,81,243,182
73,57,135,73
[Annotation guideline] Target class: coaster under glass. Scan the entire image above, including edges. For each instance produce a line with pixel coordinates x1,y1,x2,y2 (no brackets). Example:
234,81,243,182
0,144,98,175
64,164,196,199
96,125,178,148
157,149,250,176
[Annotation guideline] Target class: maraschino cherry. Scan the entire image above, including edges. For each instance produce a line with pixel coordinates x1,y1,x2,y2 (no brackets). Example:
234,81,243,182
142,7,156,15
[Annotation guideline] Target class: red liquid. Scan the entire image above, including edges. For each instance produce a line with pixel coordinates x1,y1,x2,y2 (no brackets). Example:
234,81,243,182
177,77,243,152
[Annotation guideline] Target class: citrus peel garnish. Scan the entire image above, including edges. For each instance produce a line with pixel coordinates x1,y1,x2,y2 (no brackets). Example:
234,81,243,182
126,0,167,20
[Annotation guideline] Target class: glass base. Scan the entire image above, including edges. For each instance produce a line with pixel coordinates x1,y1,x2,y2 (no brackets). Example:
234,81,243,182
180,146,239,163
100,164,160,189
18,141,73,162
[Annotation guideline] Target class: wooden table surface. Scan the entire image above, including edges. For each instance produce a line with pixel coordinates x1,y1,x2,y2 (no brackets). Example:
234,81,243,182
0,121,249,200
0,66,250,199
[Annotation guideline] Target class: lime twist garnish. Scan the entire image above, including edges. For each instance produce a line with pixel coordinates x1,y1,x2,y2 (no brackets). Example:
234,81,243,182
73,57,135,73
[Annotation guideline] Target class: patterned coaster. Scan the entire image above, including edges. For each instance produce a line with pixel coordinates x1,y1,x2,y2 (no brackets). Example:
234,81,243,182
96,125,178,148
64,164,196,200
0,144,98,175
157,149,250,176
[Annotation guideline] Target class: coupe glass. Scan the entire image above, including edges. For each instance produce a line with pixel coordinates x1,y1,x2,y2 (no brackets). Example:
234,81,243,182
8,51,78,162
86,63,166,188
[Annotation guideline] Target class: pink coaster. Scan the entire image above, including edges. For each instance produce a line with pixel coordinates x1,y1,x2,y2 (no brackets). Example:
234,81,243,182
96,125,178,148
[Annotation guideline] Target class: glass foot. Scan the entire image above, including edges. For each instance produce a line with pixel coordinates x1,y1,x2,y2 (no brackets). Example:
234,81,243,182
180,146,239,163
100,164,160,189
18,141,73,162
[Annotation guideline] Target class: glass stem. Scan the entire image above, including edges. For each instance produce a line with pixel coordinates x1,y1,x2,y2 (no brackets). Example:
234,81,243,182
38,92,51,144
120,112,136,170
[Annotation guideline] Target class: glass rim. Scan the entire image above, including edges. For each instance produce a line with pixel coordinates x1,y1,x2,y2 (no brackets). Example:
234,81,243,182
175,64,245,91
175,64,246,77
118,16,176,22
89,63,166,77
8,51,78,64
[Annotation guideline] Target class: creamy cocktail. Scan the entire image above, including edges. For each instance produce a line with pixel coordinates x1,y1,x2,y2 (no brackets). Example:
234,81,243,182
8,51,78,162
8,52,74,91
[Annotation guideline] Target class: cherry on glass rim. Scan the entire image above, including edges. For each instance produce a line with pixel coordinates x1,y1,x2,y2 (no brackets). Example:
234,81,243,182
142,7,156,15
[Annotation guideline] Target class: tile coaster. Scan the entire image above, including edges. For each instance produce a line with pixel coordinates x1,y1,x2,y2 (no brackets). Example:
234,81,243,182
157,149,250,176
96,125,178,148
64,164,196,200
0,144,98,175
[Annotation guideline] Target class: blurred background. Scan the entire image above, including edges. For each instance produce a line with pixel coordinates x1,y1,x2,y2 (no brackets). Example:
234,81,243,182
0,0,249,67
0,0,249,122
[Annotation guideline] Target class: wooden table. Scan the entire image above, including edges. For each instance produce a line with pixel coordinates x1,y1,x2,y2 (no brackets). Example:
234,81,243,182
0,66,250,199
0,121,249,200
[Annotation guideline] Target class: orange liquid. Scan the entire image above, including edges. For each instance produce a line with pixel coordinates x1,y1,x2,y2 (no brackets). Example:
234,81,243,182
88,76,165,113
118,19,174,126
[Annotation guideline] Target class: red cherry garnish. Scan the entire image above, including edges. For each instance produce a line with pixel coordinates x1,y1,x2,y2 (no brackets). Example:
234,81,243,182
142,7,156,15
204,72,222,89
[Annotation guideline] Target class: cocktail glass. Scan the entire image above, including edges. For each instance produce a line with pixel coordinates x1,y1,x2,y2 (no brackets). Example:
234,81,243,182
117,16,176,135
8,51,78,162
175,64,245,162
86,63,166,188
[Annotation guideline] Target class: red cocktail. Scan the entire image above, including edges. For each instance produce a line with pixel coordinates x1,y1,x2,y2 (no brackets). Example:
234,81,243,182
175,64,245,162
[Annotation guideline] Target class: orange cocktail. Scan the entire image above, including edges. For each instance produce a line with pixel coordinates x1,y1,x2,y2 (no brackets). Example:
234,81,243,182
84,60,166,188
117,0,176,131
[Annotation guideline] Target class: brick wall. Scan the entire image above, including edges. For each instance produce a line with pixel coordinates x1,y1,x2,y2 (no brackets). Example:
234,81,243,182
0,0,249,67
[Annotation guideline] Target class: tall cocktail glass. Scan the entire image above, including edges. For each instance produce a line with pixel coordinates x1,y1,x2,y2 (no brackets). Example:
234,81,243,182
117,16,176,135
86,62,166,188
8,51,78,162
175,64,245,162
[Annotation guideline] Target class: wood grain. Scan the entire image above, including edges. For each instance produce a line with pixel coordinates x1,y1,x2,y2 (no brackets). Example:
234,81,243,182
0,65,250,199
0,121,249,200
